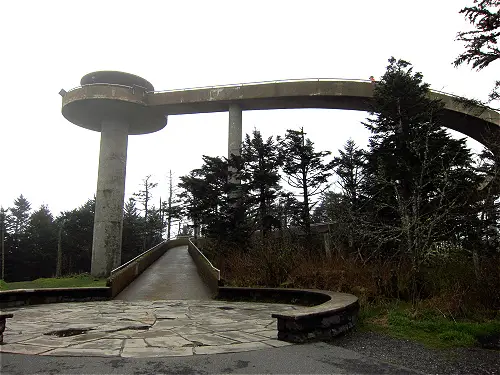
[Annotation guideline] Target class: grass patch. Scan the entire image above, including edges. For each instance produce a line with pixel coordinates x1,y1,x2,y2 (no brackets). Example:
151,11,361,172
359,300,500,349
0,274,107,290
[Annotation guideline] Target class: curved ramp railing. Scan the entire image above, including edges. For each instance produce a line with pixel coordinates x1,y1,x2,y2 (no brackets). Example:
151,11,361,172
150,77,372,94
63,77,482,107
107,237,190,298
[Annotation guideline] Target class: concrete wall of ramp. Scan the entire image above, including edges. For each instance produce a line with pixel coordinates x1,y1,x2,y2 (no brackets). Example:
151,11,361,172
187,238,220,296
107,237,189,298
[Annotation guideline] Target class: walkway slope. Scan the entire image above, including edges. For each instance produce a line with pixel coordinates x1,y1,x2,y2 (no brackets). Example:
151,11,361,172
115,245,211,301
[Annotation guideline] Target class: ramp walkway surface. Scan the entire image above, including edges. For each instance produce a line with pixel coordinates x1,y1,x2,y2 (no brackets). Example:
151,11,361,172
115,245,211,301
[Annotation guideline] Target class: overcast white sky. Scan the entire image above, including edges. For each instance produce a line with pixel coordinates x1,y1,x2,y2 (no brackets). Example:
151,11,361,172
0,0,498,216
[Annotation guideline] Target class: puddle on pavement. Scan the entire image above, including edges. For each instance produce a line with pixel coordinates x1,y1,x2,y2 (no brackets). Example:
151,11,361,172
183,341,206,347
44,328,93,337
109,325,151,333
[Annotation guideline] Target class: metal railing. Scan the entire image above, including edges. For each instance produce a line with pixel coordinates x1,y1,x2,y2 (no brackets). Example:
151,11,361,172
150,77,372,94
65,83,150,95
62,78,487,111
188,238,220,280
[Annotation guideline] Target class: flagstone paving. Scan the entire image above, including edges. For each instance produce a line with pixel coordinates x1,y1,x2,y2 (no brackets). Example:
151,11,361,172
0,299,296,358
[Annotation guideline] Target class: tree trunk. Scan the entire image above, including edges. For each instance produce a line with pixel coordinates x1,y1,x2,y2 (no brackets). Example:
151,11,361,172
260,187,268,238
302,169,311,243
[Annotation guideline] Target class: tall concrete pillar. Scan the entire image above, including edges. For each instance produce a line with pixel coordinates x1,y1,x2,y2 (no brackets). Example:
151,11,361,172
228,103,243,185
60,71,167,278
228,103,243,207
91,120,129,277
228,104,242,159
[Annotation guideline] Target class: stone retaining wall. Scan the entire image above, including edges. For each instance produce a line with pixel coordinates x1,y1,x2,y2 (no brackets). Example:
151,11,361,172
0,287,111,309
217,287,359,343
216,287,330,306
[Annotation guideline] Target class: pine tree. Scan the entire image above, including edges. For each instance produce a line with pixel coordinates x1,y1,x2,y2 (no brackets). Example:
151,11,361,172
0,206,9,280
179,156,230,239
122,198,144,262
58,198,95,275
333,139,364,207
363,57,477,302
7,195,32,270
133,175,158,223
470,136,500,281
162,170,183,240
239,130,283,236
133,175,158,250
331,139,366,254
179,155,251,247
454,0,500,103
279,128,334,240
9,194,31,237
26,205,57,278
146,205,164,247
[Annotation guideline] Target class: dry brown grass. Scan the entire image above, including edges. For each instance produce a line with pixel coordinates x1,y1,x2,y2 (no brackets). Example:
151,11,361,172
201,237,499,316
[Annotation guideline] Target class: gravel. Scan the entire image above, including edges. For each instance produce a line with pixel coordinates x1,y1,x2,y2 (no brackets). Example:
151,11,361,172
332,330,500,375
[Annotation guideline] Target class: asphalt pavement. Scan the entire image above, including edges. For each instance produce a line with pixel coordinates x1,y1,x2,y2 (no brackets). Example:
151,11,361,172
1,341,422,374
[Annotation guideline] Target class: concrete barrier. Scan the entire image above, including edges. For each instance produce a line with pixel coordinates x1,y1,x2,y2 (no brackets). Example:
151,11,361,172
107,237,189,298
187,238,220,296
217,287,359,343
0,287,111,309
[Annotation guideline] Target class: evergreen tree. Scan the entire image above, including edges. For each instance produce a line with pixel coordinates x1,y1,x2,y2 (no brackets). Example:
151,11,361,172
279,127,334,240
59,198,95,275
9,194,31,237
122,198,144,262
312,191,346,224
179,156,230,238
363,57,477,301
179,155,251,247
133,175,157,223
146,205,164,247
312,191,362,256
239,130,283,236
469,137,500,281
454,0,500,103
333,139,365,207
325,139,367,254
277,192,302,229
179,224,193,236
55,214,67,277
5,195,32,279
26,205,57,278
162,170,183,240
133,175,158,250
0,206,9,280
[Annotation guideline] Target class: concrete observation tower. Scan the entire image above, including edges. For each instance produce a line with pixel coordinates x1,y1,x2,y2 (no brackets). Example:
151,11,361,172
60,71,167,277
60,71,499,278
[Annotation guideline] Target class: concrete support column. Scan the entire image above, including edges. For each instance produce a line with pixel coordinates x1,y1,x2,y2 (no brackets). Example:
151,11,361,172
228,104,243,184
91,120,129,277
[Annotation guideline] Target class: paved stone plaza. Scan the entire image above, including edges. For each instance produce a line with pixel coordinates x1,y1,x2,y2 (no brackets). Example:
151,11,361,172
0,300,296,358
